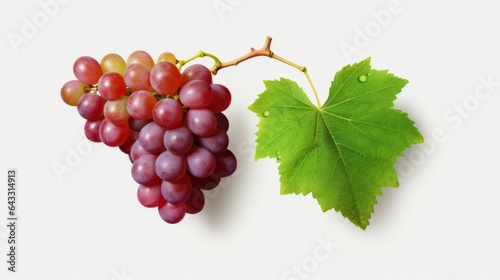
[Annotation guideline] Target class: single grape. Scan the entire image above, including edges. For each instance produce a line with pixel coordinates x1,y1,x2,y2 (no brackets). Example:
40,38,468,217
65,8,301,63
100,53,126,75
97,72,127,100
60,80,87,106
161,173,192,204
150,61,181,95
130,140,155,162
158,201,186,224
73,56,102,85
84,118,104,143
157,52,177,64
127,90,157,121
186,146,216,179
198,128,229,154
127,50,155,70
163,125,193,155
124,63,153,91
213,149,237,177
119,130,138,154
137,184,165,208
129,117,152,132
99,119,130,147
185,187,205,214
179,80,213,109
103,96,129,124
207,84,231,113
138,122,166,154
186,109,217,137
180,64,212,86
77,93,106,120
152,98,183,130
189,173,220,191
131,154,161,185
155,151,187,182
215,112,229,132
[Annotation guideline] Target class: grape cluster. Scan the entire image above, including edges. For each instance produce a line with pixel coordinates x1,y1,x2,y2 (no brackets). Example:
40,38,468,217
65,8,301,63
60,51,237,224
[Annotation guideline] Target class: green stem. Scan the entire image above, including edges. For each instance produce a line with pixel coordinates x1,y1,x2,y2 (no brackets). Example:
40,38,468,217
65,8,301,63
177,50,221,72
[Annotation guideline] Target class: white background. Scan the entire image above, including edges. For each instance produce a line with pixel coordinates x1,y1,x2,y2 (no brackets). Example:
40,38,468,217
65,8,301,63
0,0,499,279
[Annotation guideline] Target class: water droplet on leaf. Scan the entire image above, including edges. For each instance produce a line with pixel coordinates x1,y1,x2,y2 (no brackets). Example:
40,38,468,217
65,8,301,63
358,75,367,83
262,110,270,117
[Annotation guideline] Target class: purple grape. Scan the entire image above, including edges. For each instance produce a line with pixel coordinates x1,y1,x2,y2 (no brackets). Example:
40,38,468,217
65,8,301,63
215,112,229,132
77,93,105,120
99,119,129,147
198,128,229,154
207,84,231,113
213,149,237,177
179,80,213,109
185,187,205,214
155,151,187,182
131,155,161,185
186,109,217,137
130,140,155,162
138,122,166,153
84,118,104,143
161,173,192,204
163,125,193,155
186,146,216,178
137,184,165,208
158,202,186,224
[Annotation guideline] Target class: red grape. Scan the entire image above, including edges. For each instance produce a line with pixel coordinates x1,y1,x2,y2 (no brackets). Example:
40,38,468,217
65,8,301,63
73,56,102,85
150,61,181,95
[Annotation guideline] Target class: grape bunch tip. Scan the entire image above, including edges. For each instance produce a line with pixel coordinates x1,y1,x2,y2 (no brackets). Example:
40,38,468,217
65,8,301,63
61,50,237,224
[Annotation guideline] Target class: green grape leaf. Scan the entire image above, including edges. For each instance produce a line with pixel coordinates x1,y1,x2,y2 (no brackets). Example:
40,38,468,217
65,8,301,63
248,57,423,230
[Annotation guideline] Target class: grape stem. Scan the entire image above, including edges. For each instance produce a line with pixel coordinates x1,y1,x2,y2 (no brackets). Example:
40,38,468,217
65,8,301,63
179,36,322,109
178,51,220,72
